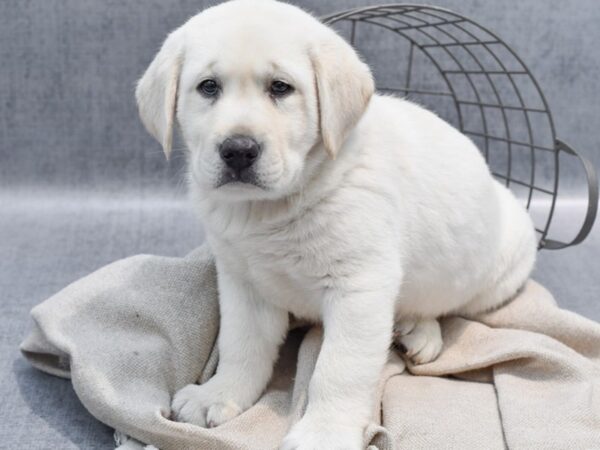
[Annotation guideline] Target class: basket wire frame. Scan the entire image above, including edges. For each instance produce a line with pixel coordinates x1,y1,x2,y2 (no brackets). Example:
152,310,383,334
323,4,598,250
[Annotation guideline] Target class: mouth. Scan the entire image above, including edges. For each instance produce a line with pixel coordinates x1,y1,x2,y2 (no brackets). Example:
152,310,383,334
216,169,264,189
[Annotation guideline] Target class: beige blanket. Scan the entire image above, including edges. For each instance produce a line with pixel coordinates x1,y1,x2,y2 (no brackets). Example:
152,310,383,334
20,246,600,449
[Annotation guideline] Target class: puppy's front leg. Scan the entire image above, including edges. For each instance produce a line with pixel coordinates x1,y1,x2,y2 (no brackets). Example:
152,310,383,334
172,268,288,427
281,281,399,450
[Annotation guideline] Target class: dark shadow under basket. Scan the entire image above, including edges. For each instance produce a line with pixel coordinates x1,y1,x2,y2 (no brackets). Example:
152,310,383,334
323,4,598,250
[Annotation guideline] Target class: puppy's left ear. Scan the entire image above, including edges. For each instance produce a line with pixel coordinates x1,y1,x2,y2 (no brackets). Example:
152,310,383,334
135,28,185,159
310,31,375,159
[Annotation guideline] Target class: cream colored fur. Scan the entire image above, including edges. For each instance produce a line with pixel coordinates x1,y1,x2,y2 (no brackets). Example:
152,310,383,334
135,1,537,449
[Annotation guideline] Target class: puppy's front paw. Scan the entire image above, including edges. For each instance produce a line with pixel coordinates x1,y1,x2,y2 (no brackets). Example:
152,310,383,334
394,318,443,364
171,383,242,428
280,417,363,450
171,384,212,427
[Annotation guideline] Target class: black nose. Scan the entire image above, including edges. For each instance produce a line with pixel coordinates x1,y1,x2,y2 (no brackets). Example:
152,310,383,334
219,135,261,172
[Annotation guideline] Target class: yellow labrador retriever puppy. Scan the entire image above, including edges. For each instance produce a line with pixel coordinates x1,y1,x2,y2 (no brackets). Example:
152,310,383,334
136,0,536,448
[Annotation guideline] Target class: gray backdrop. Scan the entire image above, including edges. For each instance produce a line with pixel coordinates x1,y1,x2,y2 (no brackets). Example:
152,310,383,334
1,1,599,448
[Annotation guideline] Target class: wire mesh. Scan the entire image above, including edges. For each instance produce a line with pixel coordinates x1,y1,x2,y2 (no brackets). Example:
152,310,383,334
323,4,563,249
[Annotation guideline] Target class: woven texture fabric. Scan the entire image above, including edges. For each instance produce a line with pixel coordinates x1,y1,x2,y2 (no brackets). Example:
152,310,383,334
20,246,600,449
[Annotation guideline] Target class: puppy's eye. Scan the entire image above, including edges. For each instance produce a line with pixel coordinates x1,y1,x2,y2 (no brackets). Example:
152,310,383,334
197,79,220,97
270,80,293,97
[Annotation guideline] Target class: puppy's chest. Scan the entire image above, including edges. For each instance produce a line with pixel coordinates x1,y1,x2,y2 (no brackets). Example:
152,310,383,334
245,218,337,285
211,207,352,318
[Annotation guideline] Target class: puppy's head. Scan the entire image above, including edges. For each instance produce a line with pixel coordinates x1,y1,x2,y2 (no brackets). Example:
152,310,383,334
136,0,374,201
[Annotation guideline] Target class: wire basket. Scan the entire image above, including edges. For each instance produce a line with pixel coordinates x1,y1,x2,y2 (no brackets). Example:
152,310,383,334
323,4,598,250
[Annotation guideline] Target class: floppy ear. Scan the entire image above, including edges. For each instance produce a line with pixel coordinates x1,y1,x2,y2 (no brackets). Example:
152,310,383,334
135,28,185,159
310,32,375,159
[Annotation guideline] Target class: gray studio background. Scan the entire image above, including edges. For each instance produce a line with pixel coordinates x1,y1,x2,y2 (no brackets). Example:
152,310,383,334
1,0,599,448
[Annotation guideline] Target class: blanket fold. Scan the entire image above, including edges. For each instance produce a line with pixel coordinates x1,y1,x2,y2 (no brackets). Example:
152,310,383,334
20,246,600,449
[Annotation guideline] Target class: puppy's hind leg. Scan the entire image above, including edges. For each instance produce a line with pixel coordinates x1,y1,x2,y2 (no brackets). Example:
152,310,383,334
458,185,536,318
393,318,443,365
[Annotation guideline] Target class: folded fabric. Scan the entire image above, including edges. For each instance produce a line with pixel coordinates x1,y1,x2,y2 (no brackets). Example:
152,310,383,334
20,245,600,449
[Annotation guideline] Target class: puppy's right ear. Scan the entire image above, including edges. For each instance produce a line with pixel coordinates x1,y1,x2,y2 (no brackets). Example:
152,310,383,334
135,28,185,160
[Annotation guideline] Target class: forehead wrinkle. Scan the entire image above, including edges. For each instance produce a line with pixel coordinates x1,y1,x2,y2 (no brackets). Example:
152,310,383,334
208,59,304,89
184,31,310,89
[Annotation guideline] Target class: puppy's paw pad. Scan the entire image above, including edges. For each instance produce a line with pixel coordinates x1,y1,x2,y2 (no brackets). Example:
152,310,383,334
394,318,443,364
206,401,242,428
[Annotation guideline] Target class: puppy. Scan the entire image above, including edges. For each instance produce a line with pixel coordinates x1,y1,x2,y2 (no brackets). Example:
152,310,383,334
136,1,537,448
